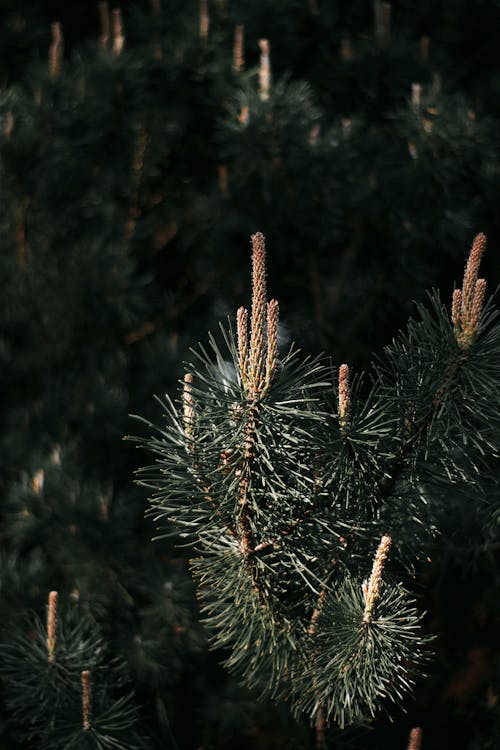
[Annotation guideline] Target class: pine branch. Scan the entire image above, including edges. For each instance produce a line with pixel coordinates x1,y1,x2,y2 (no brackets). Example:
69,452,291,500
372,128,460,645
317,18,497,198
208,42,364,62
137,231,496,731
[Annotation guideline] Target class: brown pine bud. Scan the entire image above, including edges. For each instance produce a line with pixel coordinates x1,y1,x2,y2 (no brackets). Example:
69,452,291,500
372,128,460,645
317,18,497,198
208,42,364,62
239,105,249,126
248,233,267,395
233,24,245,73
265,299,279,389
362,578,369,601
258,39,271,101
451,288,462,329
462,233,487,321
4,111,14,140
363,535,391,623
32,469,45,495
151,0,161,14
112,8,125,56
468,278,487,335
218,164,228,195
98,2,110,48
237,306,249,389
47,591,58,663
338,364,350,431
183,373,195,437
411,82,422,108
48,22,64,78
455,233,488,348
199,0,209,40
51,445,61,465
81,670,92,732
407,727,422,750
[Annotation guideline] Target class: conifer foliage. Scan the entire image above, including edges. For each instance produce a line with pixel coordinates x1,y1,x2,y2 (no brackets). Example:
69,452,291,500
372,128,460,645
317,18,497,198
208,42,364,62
0,591,146,749
0,1,499,747
138,230,500,732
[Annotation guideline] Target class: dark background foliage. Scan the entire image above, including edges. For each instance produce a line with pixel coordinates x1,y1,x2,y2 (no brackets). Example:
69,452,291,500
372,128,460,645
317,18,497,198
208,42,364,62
0,1,499,748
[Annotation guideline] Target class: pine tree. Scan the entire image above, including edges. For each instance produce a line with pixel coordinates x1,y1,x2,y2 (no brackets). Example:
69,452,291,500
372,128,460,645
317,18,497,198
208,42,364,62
0,591,147,749
0,1,498,747
138,229,500,741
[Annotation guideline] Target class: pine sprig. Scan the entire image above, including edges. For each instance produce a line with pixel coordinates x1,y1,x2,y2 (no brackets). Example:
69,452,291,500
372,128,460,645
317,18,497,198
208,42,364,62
137,231,498,730
297,576,429,728
0,594,145,748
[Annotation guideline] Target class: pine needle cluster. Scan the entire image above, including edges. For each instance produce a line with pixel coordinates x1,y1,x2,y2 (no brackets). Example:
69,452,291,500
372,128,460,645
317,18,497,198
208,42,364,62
136,230,499,729
0,592,146,749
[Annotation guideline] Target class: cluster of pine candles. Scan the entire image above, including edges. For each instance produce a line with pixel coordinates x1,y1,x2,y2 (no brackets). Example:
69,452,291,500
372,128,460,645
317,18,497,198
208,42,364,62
166,230,490,749
0,0,497,747
43,1,271,88
46,592,93,732
28,0,440,145
26,232,490,748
